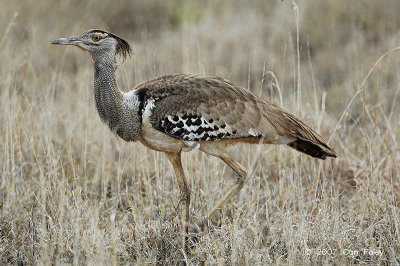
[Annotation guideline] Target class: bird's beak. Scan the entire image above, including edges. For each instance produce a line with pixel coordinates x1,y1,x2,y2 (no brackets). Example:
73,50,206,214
51,36,81,45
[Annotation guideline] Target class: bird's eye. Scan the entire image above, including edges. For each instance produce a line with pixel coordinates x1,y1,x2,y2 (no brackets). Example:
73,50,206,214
92,35,101,42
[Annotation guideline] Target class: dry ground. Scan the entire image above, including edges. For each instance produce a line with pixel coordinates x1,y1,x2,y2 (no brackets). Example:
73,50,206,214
1,0,399,264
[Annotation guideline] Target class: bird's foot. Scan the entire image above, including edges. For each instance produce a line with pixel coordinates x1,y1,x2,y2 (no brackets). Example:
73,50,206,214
188,217,211,245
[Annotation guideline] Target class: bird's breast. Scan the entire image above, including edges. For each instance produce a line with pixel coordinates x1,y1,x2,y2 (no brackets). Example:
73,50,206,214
140,99,186,152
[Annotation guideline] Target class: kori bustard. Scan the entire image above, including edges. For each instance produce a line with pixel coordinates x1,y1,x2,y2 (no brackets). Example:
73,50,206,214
52,29,336,251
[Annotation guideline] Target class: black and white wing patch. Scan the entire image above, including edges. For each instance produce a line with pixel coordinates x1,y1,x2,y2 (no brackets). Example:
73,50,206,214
159,114,238,141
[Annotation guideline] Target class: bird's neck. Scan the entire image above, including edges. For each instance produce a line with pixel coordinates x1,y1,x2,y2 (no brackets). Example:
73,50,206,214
93,59,123,129
93,58,141,141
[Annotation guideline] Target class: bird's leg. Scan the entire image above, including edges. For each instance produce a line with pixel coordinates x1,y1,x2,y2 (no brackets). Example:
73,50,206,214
165,151,191,253
204,153,248,226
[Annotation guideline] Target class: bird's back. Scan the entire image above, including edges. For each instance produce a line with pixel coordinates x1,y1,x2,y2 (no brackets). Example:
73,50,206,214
133,73,336,159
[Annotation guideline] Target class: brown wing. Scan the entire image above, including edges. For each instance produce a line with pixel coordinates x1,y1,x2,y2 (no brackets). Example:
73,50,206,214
134,73,337,159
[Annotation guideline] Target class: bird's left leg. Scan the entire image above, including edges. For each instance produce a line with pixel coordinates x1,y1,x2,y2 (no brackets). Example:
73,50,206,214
165,151,191,254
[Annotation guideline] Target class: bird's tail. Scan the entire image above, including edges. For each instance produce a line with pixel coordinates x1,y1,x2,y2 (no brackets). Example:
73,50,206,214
287,138,337,160
259,104,337,160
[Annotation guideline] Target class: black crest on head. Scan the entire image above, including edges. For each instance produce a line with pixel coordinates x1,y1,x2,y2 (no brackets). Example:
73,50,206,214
88,29,132,61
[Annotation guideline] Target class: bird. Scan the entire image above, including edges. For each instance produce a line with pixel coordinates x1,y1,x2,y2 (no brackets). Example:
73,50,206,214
52,29,337,252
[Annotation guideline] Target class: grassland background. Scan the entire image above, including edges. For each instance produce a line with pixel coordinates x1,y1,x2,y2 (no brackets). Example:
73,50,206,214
1,0,399,264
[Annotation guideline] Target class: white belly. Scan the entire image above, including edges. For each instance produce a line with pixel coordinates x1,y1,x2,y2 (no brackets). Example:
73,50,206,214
140,122,185,152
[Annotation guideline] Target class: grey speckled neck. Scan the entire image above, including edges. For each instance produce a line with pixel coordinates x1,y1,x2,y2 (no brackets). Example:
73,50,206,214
93,59,141,141
93,60,122,129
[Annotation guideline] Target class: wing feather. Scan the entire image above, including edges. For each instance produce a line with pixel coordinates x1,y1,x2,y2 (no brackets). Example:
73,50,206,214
133,73,336,158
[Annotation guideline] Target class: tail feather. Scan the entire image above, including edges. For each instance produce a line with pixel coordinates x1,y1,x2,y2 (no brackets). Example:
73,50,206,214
287,139,337,160
258,102,337,160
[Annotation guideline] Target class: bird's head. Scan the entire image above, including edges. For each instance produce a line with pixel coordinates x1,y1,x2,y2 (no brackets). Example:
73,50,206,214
52,29,131,61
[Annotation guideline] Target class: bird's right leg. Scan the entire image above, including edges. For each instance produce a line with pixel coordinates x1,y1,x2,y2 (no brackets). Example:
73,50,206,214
191,151,249,235
205,153,249,221
165,151,191,254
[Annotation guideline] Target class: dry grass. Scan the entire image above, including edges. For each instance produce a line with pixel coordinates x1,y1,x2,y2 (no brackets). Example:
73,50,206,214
1,0,399,264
